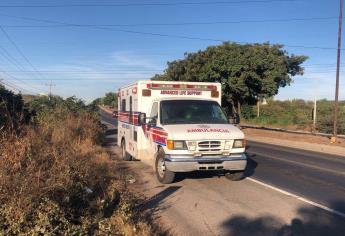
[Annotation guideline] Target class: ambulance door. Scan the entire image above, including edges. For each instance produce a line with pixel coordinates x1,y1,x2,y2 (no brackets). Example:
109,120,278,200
148,102,159,156
128,96,136,157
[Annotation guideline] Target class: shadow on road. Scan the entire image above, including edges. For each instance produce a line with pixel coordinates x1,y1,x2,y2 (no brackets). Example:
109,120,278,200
103,137,117,147
221,200,345,236
140,186,182,212
243,155,258,177
105,128,117,136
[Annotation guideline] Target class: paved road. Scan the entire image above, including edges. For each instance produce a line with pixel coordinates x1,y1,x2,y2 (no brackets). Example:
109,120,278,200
246,141,345,215
100,110,345,235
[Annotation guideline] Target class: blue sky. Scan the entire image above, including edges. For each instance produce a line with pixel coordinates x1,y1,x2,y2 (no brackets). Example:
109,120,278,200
0,0,344,102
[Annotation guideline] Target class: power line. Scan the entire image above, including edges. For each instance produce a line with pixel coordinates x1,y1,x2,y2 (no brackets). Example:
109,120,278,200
0,45,27,71
0,78,36,94
0,69,47,93
0,12,342,51
0,71,160,74
0,26,47,82
0,28,50,93
0,0,297,8
2,63,344,74
0,80,22,92
0,16,339,28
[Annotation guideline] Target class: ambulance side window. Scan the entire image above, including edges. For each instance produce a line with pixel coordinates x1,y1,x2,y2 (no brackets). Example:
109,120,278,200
149,102,158,123
121,99,126,112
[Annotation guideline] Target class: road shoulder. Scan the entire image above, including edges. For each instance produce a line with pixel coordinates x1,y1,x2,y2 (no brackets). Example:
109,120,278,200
243,128,345,157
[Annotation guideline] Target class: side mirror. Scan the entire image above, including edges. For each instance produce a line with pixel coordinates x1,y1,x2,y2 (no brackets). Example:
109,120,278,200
139,113,146,125
229,113,240,124
148,118,157,126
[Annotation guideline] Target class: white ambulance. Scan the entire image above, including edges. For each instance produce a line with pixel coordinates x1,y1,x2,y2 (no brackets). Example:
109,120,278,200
117,80,247,184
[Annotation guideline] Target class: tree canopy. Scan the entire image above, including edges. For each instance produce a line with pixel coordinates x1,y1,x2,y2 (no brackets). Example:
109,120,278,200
152,42,308,112
0,85,30,133
102,92,118,108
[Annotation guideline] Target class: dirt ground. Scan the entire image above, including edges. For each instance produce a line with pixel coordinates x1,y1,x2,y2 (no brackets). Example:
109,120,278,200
243,127,345,148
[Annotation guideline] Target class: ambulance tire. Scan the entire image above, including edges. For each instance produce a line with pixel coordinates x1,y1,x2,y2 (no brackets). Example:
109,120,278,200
121,139,132,161
225,171,244,181
155,148,175,184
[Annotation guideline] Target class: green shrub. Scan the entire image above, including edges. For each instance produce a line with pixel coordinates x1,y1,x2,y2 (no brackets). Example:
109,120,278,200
242,99,345,134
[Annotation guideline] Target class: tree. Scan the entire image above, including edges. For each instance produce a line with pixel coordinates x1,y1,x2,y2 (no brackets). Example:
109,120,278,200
0,85,30,134
152,42,308,114
102,92,118,108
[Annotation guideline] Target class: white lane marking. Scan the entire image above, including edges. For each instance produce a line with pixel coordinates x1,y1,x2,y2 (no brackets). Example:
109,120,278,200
247,177,345,219
252,150,345,176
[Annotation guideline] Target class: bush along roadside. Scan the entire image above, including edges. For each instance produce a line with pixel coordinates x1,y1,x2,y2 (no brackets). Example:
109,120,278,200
240,99,345,134
0,92,154,235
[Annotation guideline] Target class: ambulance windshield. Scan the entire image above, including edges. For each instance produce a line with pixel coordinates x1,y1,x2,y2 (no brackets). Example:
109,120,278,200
160,100,228,125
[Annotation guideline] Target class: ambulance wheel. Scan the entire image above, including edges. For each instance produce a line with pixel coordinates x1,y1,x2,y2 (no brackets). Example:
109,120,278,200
155,148,175,184
225,171,244,181
121,139,132,161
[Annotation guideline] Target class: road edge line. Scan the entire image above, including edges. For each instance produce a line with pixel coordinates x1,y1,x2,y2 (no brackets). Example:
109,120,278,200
247,177,345,219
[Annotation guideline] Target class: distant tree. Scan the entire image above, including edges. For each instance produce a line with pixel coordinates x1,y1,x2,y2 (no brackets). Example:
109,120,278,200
63,96,86,113
0,85,30,133
28,95,64,112
102,92,118,108
153,42,308,114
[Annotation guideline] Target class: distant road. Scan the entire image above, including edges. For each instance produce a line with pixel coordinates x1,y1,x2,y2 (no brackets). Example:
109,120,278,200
100,109,116,125
99,109,345,235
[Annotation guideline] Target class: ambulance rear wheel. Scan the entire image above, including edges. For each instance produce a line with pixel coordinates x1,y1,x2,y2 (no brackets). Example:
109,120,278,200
155,148,175,184
121,139,132,161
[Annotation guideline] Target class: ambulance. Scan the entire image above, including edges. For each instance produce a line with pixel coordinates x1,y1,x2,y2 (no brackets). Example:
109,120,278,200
117,80,247,184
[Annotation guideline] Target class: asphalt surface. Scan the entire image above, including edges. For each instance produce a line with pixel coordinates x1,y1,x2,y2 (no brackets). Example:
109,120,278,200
246,141,345,215
100,109,345,235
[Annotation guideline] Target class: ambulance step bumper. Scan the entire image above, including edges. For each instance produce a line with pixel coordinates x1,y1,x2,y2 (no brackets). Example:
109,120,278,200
164,154,247,172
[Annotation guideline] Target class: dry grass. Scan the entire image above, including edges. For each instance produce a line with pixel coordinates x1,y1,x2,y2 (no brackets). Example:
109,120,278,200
0,108,154,235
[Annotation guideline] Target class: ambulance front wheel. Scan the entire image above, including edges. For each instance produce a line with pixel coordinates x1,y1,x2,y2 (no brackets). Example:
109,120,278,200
155,148,175,184
121,139,132,161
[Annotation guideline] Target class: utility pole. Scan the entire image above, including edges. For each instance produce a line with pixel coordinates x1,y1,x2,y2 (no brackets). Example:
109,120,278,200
332,0,343,143
257,99,260,117
45,80,55,100
313,96,317,132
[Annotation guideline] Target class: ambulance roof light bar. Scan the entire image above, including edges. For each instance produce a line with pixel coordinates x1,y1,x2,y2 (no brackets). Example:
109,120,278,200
146,83,217,91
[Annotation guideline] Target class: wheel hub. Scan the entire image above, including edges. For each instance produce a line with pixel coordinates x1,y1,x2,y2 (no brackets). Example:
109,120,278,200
158,158,166,177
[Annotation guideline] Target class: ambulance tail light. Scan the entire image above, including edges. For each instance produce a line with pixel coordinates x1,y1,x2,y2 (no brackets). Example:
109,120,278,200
211,90,219,98
142,89,151,96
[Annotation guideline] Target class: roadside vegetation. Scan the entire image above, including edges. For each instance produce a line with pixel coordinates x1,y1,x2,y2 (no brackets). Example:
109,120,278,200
153,42,345,135
0,85,153,235
241,99,345,134
153,42,307,114
91,92,118,109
